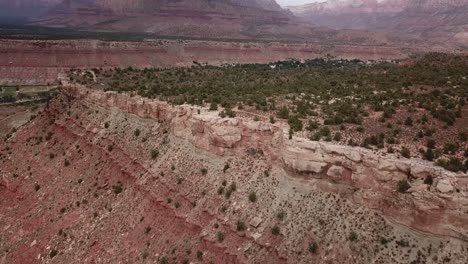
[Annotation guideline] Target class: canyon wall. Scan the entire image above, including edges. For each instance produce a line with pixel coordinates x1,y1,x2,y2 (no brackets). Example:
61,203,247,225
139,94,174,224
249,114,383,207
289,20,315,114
0,39,415,85
289,0,468,45
67,85,468,241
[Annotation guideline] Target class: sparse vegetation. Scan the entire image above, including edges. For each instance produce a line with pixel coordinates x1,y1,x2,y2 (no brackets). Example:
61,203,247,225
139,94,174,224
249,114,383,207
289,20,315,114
70,54,467,168
424,175,434,185
349,231,358,242
196,251,203,261
397,180,411,193
113,181,123,194
134,128,141,137
271,226,280,235
151,149,159,159
309,242,318,254
49,249,58,258
236,221,246,232
248,192,257,203
400,147,411,159
217,232,225,242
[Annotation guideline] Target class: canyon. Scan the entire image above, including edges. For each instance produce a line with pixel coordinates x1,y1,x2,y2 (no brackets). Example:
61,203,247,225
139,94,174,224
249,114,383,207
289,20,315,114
1,1,467,263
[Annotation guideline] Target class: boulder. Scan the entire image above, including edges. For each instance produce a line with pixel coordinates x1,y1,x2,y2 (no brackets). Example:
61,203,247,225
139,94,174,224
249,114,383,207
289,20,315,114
436,179,454,193
250,217,263,228
327,165,345,179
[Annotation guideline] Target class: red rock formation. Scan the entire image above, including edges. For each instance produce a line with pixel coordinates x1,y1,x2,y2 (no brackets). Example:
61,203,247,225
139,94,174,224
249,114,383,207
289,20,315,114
0,39,414,85
67,85,468,241
2,84,468,263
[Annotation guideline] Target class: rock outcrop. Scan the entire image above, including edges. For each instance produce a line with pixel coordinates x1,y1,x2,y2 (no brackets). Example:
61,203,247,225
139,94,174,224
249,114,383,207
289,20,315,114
67,85,468,241
2,83,468,263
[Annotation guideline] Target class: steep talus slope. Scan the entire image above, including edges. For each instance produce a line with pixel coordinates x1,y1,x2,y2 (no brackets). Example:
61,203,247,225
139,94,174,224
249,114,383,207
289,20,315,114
1,85,467,263
289,0,468,45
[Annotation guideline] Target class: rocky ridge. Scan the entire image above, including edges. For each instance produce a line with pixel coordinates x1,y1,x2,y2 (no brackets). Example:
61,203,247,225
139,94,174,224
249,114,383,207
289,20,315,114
1,83,468,263
68,85,468,241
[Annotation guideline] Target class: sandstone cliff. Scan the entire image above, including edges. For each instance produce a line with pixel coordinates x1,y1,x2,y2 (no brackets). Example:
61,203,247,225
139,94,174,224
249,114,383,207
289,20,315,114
67,85,468,241
2,84,468,263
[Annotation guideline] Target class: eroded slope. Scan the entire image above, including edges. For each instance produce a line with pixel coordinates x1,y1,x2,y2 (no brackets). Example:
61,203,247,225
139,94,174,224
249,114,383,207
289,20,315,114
1,86,467,264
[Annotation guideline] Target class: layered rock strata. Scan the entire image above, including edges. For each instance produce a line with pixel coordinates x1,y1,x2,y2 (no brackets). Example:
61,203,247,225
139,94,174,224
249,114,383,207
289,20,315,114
68,85,468,241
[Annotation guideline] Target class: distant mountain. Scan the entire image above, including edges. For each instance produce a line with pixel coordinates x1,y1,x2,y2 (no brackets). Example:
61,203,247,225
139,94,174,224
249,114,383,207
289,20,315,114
0,0,465,45
28,0,308,40
288,0,468,45
0,0,393,44
0,0,61,17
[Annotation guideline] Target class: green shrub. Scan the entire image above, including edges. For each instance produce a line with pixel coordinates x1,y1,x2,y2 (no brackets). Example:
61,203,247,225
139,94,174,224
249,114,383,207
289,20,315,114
288,115,303,132
436,157,467,173
397,180,411,193
400,147,411,158
271,226,280,235
236,221,246,232
151,149,159,159
269,116,276,124
460,132,467,142
309,242,318,254
426,139,436,149
196,251,204,261
145,226,151,234
349,231,358,241
424,175,433,185
49,249,58,258
113,182,123,194
277,211,285,221
223,163,230,173
277,106,289,119
134,129,141,137
423,149,434,161
159,257,168,264
333,132,342,141
404,117,413,126
248,192,257,203
307,121,319,131
217,232,225,242
209,103,218,111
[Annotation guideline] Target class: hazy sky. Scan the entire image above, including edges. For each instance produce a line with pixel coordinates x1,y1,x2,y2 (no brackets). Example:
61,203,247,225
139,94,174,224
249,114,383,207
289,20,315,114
276,0,326,7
